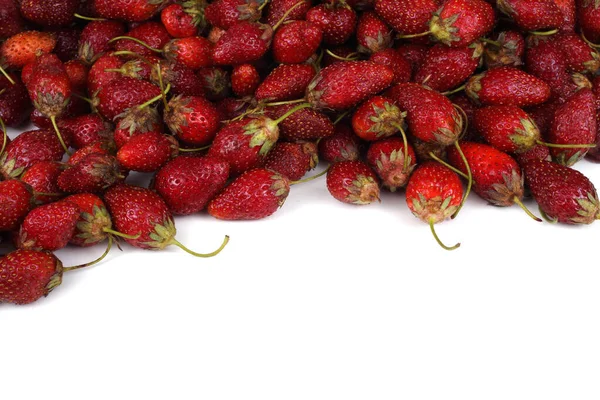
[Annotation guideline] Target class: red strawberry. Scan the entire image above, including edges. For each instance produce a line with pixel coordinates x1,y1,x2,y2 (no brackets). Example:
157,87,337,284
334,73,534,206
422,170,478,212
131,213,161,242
474,105,542,153
306,0,357,46
369,48,412,84
117,131,178,173
217,96,255,120
161,3,202,38
95,77,161,121
92,0,167,22
17,200,80,251
153,156,230,215
366,137,416,191
318,123,360,163
0,0,25,40
164,95,221,146
322,45,358,66
20,0,79,27
585,76,600,161
351,95,407,141
0,129,66,179
405,161,463,250
113,22,171,57
212,21,273,65
0,73,31,127
104,183,229,255
77,20,125,65
163,36,212,70
86,53,124,95
552,32,600,75
326,160,380,205
208,168,290,220
483,30,525,69
272,20,323,64
114,106,163,149
555,0,576,31
231,64,260,97
205,0,262,30
306,61,394,111
26,54,72,126
425,0,495,47
356,11,393,54
197,67,231,101
65,193,114,247
515,144,552,166
58,153,124,193
449,93,479,141
465,66,551,107
0,179,33,231
60,114,113,149
265,103,335,141
255,64,316,102
151,60,205,97
267,0,312,26
0,250,63,305
1,31,57,69
396,44,429,77
64,60,88,93
578,0,600,43
66,140,114,166
21,161,65,204
264,141,318,181
374,0,438,36
524,159,600,224
497,0,564,32
109,56,159,81
411,136,447,163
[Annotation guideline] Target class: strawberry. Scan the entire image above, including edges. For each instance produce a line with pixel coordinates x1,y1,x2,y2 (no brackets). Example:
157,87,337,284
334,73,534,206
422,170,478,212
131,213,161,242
197,67,231,101
66,140,114,166
396,44,429,77
86,53,124,95
369,48,412,84
318,123,360,163
205,0,263,30
267,0,312,26
578,0,600,43
552,32,600,75
546,88,597,166
425,0,495,47
17,200,80,251
356,11,393,54
366,137,416,191
25,54,71,120
64,193,113,247
264,141,318,181
163,36,212,71
272,20,323,64
0,179,33,231
212,21,273,65
54,28,81,62
151,60,205,97
0,250,63,305
411,136,446,163
60,114,113,149
306,61,394,111
473,105,542,153
109,56,159,81
58,153,124,193
0,31,57,69
164,95,220,146
160,3,202,38
322,45,358,66
0,73,31,127
585,76,600,162
77,20,125,65
516,144,552,166
207,168,290,220
449,93,479,141
217,96,255,120
114,106,163,149
483,30,525,69
496,0,564,32
555,0,576,31
21,161,65,204
465,66,551,107
92,0,167,22
64,60,88,94
95,77,161,121
20,0,79,27
255,64,316,102
265,103,334,141
524,159,600,224
306,0,357,46
153,156,230,215
1,129,66,179
405,161,463,250
113,22,171,58
231,64,260,97
117,131,178,173
414,42,483,92
327,160,380,205
374,0,438,36
0,0,25,40
104,183,229,255
351,95,407,141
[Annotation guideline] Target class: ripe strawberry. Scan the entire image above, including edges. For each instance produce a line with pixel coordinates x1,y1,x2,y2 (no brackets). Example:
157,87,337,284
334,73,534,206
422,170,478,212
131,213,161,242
21,161,65,204
114,106,163,149
524,159,600,224
327,160,380,205
265,103,335,141
95,77,161,121
256,64,316,102
483,30,525,69
0,73,31,127
411,136,447,163
161,3,201,38
396,44,429,77
217,96,255,120
66,140,114,166
405,161,463,251
318,123,360,163
113,22,171,57
264,141,318,181
267,0,312,26
154,156,230,215
474,105,541,153
197,67,231,101
205,0,262,30
151,60,205,97
374,0,438,36
17,200,80,251
356,11,393,54
414,42,483,92
306,1,357,46
212,22,273,65
26,54,71,121
306,61,394,111
20,0,79,27
54,28,81,62
0,31,57,69
77,20,125,65
369,48,412,84
208,168,290,220
1,129,66,179
351,95,407,141
578,0,600,43
0,250,63,305
117,131,178,173
163,36,212,71
516,144,552,166
425,0,495,47
366,137,416,191
104,183,229,255
465,66,551,107
272,20,323,64
0,179,33,231
0,0,25,40
555,0,576,31
552,33,600,75
64,60,88,94
86,53,123,95
92,0,167,22
164,95,220,146
231,64,260,97
496,0,564,32
108,56,159,81
60,114,113,149
449,93,479,141
58,153,124,193
64,193,114,247
585,76,600,162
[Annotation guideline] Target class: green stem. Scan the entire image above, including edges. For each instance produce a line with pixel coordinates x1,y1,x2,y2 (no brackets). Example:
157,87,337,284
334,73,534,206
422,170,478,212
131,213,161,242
536,140,596,149
397,30,431,39
64,236,113,272
290,166,329,185
0,66,15,85
325,49,359,61
172,235,230,258
480,38,501,47
530,29,558,36
155,63,170,112
538,207,557,224
513,196,542,222
179,144,212,152
33,191,63,197
333,111,349,125
272,103,312,126
429,219,460,251
108,36,163,53
74,13,106,21
582,32,600,49
258,0,270,11
451,141,472,219
50,116,71,155
264,99,305,107
104,68,125,74
137,84,171,110
103,228,141,240
428,152,469,179
442,84,466,96
73,93,94,104
272,0,306,31
453,103,469,140
392,123,410,172
0,88,6,96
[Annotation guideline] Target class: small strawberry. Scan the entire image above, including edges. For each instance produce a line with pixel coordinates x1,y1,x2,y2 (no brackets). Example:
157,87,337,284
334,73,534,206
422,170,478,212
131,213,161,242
0,179,33,231
64,60,88,94
483,30,525,69
255,64,316,102
58,153,124,193
92,0,167,22
306,0,357,46
1,129,66,179
205,0,262,30
524,159,600,224
160,3,202,38
366,137,417,191
208,168,290,220
112,22,172,57
95,77,161,121
20,0,79,27
153,156,230,215
272,20,323,64
578,0,600,43
265,103,335,141
306,61,394,111
164,95,220,146
0,30,57,69
231,64,260,97
212,21,273,65
267,0,312,26
318,123,360,163
0,0,25,40
496,0,564,32
351,95,407,141
77,20,125,65
17,200,80,251
0,73,31,127
264,141,318,181
356,11,393,54
117,131,178,173
369,48,412,84
60,114,113,149
474,105,542,153
326,160,380,205
163,36,212,71
374,0,438,36
21,161,65,204
516,144,552,166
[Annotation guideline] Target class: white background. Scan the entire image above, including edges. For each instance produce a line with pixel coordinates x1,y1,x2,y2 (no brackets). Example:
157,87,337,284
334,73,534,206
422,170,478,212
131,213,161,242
2,125,600,399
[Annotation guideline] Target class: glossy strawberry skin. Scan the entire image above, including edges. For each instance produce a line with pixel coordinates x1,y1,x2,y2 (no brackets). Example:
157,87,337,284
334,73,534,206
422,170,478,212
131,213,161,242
264,141,317,181
17,200,80,251
212,22,273,66
369,49,412,84
116,132,178,173
20,0,78,27
161,3,199,38
272,21,322,64
164,95,220,146
552,32,600,75
327,160,380,205
351,96,405,141
318,123,361,163
429,0,495,48
306,1,357,46
113,22,171,57
0,129,66,179
497,0,564,31
266,0,312,26
473,105,540,153
255,64,316,102
231,64,260,97
92,0,166,22
374,0,438,35
21,161,65,204
87,53,124,96
0,0,25,39
366,137,416,191
77,20,125,65
164,36,212,71
0,73,31,127
58,153,124,193
95,77,161,121
265,104,334,141
26,54,72,119
205,0,262,30
578,0,600,43
356,11,393,54
0,180,33,231
207,168,291,220
64,193,112,247
60,114,113,149
67,141,113,166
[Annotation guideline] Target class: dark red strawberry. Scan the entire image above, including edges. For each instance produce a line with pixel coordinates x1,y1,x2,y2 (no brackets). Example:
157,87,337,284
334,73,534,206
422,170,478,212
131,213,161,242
265,103,335,141
516,143,552,166
17,200,80,251
208,168,290,220
405,161,463,250
164,95,220,146
264,141,318,181
217,96,255,120
524,159,600,224
318,123,360,163
58,153,123,193
60,114,113,149
197,67,231,101
496,0,564,32
153,156,230,215
552,32,600,75
272,20,323,64
395,43,429,77
356,11,393,54
65,193,113,247
267,0,312,26
87,53,124,95
66,140,114,166
95,77,161,121
0,179,33,231
255,64,316,102
92,0,167,22
112,22,171,57
411,136,446,163
327,160,380,205
483,30,525,69
1,129,66,179
366,137,416,191
117,131,178,173
104,183,229,255
585,76,600,162
306,0,357,46
151,60,205,97
20,0,79,27
161,3,202,38
0,73,31,127
351,95,407,141
212,21,273,65
77,20,125,65
21,161,65,204
0,0,25,40
374,0,438,36
54,28,81,62
205,0,262,30
306,61,394,111
369,48,412,84
449,93,479,141
322,45,359,66
114,106,163,149
64,60,89,94
578,0,600,43
555,0,576,31
0,31,56,69
108,56,159,81
474,105,542,153
163,36,212,70
231,64,260,97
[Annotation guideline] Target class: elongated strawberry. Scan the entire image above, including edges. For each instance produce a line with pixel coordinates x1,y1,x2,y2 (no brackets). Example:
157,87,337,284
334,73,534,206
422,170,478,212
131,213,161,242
318,123,361,163
117,131,178,173
104,183,229,255
154,156,230,215
552,32,600,75
205,0,262,30
369,48,412,84
474,105,542,153
20,0,79,27
0,31,56,69
306,0,357,46
405,161,463,251
578,0,600,43
66,140,114,166
0,73,31,127
60,114,113,149
95,77,161,121
307,61,394,111
164,95,220,146
356,11,393,54
163,36,212,71
212,21,273,65
58,153,124,193
77,20,125,65
465,66,551,107
21,161,65,204
264,141,318,181
1,129,66,179
272,20,322,64
0,179,33,231
265,103,334,141
496,0,564,32
256,64,316,102
524,159,600,224
516,143,552,166
327,160,380,205
87,53,123,95
112,22,171,58
267,0,312,26
555,0,576,32
208,168,290,220
231,64,260,97
17,200,80,251
374,0,438,36
483,30,525,69
366,137,416,191
92,0,167,22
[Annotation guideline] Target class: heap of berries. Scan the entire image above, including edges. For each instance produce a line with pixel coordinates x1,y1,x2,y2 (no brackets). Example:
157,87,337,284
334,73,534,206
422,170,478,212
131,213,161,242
1,0,600,304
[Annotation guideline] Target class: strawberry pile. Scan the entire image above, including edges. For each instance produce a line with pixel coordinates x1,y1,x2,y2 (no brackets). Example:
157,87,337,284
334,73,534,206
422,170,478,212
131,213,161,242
1,0,600,305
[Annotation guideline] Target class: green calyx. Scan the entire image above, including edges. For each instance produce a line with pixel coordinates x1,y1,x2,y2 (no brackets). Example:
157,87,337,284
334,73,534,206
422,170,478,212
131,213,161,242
572,192,600,224
429,12,461,46
511,117,540,152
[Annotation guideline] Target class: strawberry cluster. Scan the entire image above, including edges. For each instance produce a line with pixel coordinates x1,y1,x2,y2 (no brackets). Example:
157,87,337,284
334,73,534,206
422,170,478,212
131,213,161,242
1,0,600,305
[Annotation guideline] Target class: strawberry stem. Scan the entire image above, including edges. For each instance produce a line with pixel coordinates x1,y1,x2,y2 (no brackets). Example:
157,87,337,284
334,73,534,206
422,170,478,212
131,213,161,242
272,103,312,125
258,0,270,11
480,38,501,47
290,166,329,185
538,207,557,224
0,66,15,85
179,144,212,152
64,236,113,272
104,68,126,74
172,235,230,258
264,99,305,107
325,49,360,61
429,219,460,251
451,141,472,219
108,36,163,53
272,0,307,31
397,30,431,40
333,111,349,125
103,228,141,240
442,84,466,96
155,63,170,112
582,33,600,49
512,196,542,222
50,116,72,155
74,13,106,21
33,191,63,197
536,140,596,149
137,84,171,110
428,152,469,179
530,29,558,36
392,123,410,172
0,89,6,96
73,93,94,104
